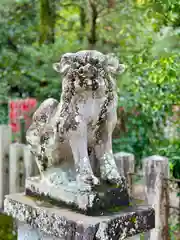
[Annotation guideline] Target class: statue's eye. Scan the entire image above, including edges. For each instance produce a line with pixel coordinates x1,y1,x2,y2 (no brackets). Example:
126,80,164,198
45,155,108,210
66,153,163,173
74,56,78,62
79,67,84,74
63,56,68,61
89,57,93,64
91,58,99,65
94,59,99,64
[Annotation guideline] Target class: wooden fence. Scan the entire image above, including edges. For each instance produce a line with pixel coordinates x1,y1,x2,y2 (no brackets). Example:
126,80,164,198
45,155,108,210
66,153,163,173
0,125,179,240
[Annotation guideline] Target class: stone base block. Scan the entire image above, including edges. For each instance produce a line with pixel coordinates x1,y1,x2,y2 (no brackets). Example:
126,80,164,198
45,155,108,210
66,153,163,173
4,193,155,240
25,176,129,216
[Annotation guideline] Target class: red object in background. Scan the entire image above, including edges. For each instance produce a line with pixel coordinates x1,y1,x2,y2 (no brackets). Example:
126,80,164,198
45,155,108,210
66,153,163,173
9,98,37,133
119,107,124,111
11,123,18,132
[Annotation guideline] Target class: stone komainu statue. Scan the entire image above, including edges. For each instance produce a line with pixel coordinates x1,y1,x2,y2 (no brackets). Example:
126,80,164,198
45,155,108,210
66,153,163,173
26,50,125,187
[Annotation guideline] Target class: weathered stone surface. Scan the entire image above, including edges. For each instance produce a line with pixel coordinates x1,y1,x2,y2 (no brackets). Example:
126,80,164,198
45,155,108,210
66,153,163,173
4,193,155,240
17,224,142,240
143,155,169,240
127,235,141,239
18,222,62,240
25,175,129,216
114,152,135,179
0,125,11,208
9,143,25,194
26,50,126,193
23,145,38,178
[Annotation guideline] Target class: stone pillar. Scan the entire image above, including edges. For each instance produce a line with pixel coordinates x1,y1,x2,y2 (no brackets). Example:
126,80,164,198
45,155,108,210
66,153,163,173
0,125,11,209
23,145,36,178
114,152,135,179
143,155,169,240
9,143,24,194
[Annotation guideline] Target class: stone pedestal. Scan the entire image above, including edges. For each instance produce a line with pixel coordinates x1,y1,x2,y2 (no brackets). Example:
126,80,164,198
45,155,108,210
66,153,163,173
4,193,155,240
25,176,129,216
17,224,141,240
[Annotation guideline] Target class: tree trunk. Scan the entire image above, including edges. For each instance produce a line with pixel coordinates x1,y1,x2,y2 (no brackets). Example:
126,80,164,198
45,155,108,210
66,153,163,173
39,0,56,45
88,1,98,49
79,6,86,43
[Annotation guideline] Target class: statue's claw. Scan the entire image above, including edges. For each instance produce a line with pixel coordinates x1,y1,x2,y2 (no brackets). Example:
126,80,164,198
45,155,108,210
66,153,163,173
87,175,100,186
101,167,124,185
76,174,100,190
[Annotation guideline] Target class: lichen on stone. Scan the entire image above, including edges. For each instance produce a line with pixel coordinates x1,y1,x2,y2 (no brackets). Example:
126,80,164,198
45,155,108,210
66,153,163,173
26,50,126,191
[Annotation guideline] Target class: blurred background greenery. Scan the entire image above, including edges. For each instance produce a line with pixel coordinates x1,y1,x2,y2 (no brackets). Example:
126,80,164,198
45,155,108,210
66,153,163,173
0,0,179,177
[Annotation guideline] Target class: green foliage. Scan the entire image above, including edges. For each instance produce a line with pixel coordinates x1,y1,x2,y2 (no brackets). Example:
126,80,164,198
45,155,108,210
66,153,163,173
169,222,180,240
0,213,17,240
151,0,180,27
105,2,180,171
0,0,87,101
0,82,9,124
0,0,38,98
0,103,8,125
113,50,180,167
158,139,180,180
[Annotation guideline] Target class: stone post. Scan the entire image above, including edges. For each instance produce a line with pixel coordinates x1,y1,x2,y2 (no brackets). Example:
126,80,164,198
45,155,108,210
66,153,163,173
23,145,36,178
114,152,135,179
114,152,135,198
19,116,26,144
143,155,169,240
9,143,24,194
0,125,11,209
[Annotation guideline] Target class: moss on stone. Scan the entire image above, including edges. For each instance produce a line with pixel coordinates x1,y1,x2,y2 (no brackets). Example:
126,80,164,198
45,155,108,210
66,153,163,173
93,182,121,192
108,205,128,213
25,181,130,216
130,216,137,224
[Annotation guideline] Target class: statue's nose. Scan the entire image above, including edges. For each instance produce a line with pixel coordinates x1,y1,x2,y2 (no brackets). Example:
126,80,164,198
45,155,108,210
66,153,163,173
85,63,91,70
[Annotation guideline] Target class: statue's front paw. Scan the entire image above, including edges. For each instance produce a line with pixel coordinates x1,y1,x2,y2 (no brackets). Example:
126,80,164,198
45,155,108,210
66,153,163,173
76,174,100,190
101,168,123,185
88,175,100,186
82,174,100,186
